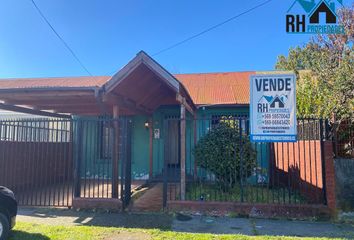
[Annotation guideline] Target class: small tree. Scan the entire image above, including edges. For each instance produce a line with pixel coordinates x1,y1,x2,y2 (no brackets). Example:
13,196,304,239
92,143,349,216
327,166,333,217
193,122,256,190
275,4,354,121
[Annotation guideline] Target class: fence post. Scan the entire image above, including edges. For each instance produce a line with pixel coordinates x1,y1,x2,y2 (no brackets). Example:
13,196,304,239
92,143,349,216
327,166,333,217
239,119,244,202
321,119,337,214
319,119,327,205
163,119,168,209
74,120,82,198
124,118,132,208
149,117,153,179
112,105,120,199
180,105,186,201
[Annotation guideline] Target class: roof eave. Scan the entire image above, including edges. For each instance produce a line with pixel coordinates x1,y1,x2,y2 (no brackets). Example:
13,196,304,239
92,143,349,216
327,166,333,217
196,103,249,109
0,86,98,93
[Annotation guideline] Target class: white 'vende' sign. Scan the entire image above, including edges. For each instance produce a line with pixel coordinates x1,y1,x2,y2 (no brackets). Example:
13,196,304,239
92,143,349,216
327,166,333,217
250,74,297,142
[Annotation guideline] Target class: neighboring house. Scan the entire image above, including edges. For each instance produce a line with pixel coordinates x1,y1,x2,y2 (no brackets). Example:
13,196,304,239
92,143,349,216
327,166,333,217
0,51,264,180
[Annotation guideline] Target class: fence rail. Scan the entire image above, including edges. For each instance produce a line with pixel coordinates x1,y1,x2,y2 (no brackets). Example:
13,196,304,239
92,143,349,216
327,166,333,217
164,117,327,206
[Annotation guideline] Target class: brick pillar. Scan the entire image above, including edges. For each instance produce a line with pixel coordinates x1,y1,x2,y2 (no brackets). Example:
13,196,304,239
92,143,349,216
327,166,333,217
323,141,336,212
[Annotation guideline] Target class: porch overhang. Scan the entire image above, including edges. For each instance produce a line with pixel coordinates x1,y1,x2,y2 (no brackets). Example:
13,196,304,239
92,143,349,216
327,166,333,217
0,87,103,116
101,51,195,115
0,51,196,117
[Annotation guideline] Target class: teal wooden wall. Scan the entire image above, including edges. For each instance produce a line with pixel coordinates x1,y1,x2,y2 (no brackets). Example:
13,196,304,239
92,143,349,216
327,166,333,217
149,106,251,177
131,116,149,180
76,105,270,182
72,117,114,180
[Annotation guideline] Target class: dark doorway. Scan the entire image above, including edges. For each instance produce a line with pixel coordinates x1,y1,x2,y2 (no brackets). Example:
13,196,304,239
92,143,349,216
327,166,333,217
166,120,180,168
163,119,181,209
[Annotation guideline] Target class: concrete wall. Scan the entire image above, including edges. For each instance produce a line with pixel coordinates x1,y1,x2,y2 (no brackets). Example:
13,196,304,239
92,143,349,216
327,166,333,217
335,158,354,211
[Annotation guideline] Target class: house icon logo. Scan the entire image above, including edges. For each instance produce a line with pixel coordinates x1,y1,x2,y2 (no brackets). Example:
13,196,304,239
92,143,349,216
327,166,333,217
309,0,337,23
270,96,286,108
286,0,345,34
257,95,288,113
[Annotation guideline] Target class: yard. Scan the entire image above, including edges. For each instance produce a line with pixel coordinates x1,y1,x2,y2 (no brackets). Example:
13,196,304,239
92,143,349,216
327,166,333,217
185,183,306,204
10,221,349,240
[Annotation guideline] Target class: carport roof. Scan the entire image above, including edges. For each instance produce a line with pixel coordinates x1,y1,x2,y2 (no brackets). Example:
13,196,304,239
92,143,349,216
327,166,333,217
0,76,110,89
0,51,194,116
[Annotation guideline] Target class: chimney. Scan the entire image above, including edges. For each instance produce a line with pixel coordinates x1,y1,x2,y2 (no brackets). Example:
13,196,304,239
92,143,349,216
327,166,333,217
330,2,335,12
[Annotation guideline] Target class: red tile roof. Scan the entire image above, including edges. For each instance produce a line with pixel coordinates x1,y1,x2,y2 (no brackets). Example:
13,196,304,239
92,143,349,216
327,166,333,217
0,72,254,105
175,71,255,105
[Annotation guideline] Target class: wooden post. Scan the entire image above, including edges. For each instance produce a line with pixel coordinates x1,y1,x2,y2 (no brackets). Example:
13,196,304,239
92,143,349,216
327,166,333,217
112,105,119,199
149,117,153,179
193,115,197,178
180,104,186,201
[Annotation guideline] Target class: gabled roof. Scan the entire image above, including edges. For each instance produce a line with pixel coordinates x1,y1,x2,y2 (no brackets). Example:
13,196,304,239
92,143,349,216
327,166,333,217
105,51,180,93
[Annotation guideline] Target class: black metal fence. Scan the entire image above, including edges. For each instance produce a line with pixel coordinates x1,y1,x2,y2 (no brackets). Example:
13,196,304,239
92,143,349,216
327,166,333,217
0,119,73,206
0,117,132,207
164,117,328,206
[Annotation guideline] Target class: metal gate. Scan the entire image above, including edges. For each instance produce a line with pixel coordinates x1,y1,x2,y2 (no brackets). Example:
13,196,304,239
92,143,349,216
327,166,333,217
0,117,132,208
0,119,73,206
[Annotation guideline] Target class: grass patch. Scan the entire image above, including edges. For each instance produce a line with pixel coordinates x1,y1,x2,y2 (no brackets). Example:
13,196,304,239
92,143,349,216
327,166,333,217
185,183,306,204
10,221,346,240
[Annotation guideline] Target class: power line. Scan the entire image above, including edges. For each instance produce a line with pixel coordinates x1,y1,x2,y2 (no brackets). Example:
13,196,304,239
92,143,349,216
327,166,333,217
152,0,273,56
30,0,92,76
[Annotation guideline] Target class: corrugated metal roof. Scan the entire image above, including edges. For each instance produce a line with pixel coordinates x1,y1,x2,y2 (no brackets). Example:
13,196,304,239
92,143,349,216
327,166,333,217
0,76,110,89
175,71,255,105
0,71,292,106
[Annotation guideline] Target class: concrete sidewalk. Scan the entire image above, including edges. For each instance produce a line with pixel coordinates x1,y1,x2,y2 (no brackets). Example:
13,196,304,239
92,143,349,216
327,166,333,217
172,215,354,238
17,207,354,239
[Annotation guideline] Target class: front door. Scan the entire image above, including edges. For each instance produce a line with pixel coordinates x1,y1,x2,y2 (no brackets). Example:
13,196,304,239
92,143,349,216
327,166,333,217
166,120,180,168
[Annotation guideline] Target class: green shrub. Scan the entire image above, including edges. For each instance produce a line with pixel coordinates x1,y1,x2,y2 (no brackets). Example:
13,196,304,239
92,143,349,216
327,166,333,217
193,122,256,191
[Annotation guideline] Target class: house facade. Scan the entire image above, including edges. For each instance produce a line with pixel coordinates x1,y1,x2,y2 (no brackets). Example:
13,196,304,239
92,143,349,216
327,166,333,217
0,51,257,181
0,51,336,216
